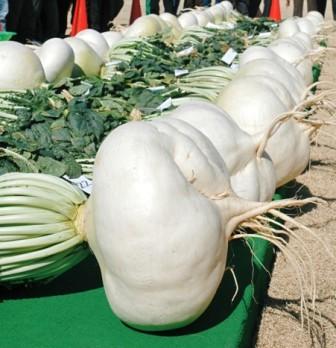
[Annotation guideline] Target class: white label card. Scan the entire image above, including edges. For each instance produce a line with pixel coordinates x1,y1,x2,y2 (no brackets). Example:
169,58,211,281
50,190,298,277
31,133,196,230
147,86,166,92
63,175,92,195
176,46,195,57
157,97,172,111
206,22,222,29
174,69,189,77
221,48,238,65
258,32,272,39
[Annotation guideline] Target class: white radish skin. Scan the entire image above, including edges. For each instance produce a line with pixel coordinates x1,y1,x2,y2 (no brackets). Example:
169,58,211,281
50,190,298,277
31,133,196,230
239,46,309,91
296,18,317,36
269,39,313,85
76,29,110,60
36,38,74,83
279,37,308,52
305,13,323,31
239,48,306,95
236,58,304,104
0,41,46,90
216,77,310,186
64,37,103,77
230,156,276,202
193,11,211,27
207,5,224,23
124,15,162,38
204,9,215,23
149,14,168,31
278,18,300,38
247,75,296,110
178,12,198,28
220,1,233,17
269,38,306,62
266,120,311,187
292,32,313,51
239,46,276,66
102,31,124,48
163,101,276,201
216,78,288,135
89,120,263,330
306,11,324,24
160,12,183,38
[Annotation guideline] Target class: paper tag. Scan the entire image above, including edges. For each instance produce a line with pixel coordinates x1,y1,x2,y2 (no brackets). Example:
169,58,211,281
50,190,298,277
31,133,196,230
63,175,92,194
176,46,195,57
206,22,222,29
221,48,238,65
105,60,122,66
258,32,272,39
147,86,166,92
175,69,189,77
157,97,172,111
207,22,235,30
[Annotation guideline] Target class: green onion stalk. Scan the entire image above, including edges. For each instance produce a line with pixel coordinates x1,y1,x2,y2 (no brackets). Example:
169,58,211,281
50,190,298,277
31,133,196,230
0,173,90,286
175,27,215,46
107,38,171,64
174,66,236,101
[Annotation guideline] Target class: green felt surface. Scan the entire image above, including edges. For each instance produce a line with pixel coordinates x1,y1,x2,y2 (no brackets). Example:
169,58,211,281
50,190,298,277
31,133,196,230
0,236,275,348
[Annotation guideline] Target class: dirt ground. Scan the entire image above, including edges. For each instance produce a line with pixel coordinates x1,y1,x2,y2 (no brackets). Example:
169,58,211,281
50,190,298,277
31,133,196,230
256,33,336,348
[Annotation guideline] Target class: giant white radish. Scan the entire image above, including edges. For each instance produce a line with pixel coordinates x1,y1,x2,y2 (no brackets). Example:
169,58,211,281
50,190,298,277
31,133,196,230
0,41,46,90
64,37,103,77
216,76,311,187
36,38,75,84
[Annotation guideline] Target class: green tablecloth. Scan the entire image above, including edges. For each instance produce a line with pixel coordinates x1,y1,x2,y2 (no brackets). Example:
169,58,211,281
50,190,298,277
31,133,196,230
0,236,275,348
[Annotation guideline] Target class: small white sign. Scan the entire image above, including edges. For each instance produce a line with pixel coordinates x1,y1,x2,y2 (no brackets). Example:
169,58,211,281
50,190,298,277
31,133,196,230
206,22,222,29
147,86,166,92
157,97,172,112
221,48,238,65
207,22,235,30
174,69,189,77
176,46,195,57
258,32,272,39
64,175,92,195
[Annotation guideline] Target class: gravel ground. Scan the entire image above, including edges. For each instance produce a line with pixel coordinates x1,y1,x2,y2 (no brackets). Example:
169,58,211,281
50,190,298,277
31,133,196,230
256,32,336,348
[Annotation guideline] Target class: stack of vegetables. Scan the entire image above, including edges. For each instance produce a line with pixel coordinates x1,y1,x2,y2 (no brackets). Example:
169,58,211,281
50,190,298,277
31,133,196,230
0,1,333,333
